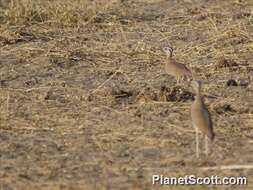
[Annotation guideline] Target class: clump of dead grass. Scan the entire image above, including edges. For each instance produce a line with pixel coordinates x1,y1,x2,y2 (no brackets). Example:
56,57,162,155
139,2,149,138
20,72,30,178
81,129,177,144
0,0,106,26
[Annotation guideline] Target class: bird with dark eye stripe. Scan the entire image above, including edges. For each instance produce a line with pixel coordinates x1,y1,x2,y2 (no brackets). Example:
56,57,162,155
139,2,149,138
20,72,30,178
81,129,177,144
190,80,215,158
163,46,192,85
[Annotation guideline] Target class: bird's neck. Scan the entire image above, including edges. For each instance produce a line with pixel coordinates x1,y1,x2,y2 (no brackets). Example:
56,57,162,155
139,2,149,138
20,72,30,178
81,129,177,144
195,89,202,98
195,92,204,104
167,56,174,63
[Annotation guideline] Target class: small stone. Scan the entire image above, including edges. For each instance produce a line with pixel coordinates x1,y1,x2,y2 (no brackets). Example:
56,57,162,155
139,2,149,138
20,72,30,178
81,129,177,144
226,79,238,86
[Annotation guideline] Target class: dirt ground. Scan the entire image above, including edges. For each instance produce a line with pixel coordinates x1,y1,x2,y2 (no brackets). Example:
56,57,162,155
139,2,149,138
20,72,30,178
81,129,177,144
0,0,253,189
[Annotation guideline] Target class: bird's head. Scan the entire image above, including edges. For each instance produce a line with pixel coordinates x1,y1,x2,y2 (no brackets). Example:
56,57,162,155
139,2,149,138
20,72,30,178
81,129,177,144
191,80,202,93
163,46,173,57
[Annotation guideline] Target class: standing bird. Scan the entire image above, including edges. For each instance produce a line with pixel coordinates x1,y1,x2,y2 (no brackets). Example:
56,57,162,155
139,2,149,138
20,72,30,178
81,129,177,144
163,46,192,85
191,80,214,158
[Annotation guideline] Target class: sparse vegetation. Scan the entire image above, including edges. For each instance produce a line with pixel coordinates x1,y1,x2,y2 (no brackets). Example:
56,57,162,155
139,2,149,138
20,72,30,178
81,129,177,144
0,0,252,189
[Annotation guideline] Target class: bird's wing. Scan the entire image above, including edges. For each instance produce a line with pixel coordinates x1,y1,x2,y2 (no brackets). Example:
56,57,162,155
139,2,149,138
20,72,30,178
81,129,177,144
174,61,191,74
202,107,214,135
191,103,214,139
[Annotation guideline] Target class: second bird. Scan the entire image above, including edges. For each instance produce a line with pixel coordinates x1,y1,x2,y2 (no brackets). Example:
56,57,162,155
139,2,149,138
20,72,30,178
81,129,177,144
163,46,192,85
191,80,215,158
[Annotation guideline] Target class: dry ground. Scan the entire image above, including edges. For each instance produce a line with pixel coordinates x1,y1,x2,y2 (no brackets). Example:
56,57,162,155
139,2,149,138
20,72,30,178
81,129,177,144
0,0,253,189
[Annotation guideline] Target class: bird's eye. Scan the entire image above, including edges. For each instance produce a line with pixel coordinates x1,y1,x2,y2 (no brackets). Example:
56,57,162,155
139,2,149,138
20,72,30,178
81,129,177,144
163,47,169,51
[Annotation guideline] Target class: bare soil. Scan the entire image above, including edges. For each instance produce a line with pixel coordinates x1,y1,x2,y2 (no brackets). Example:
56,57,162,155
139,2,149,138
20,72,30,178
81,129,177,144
0,0,253,189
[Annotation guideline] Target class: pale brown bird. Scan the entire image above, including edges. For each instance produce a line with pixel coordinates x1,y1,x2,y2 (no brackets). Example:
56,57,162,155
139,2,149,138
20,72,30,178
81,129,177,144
163,46,192,85
191,80,214,158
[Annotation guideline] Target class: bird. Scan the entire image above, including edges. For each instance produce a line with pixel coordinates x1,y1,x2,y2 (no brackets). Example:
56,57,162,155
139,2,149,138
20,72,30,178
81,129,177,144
163,46,192,85
190,80,214,158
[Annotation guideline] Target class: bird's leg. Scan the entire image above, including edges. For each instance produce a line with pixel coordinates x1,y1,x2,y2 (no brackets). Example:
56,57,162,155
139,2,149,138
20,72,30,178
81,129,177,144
187,75,192,82
182,76,185,82
141,113,144,128
195,127,199,158
176,77,180,85
182,76,188,85
205,136,209,156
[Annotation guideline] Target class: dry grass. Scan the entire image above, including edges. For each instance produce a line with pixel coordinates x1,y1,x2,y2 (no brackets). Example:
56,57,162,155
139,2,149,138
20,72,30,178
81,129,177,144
0,0,253,189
